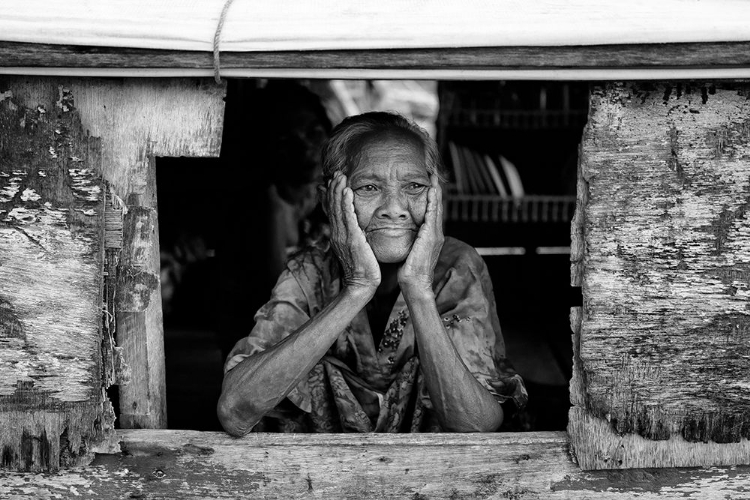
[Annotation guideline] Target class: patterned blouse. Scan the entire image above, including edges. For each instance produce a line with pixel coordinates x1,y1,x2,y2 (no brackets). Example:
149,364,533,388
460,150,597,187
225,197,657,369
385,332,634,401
224,236,527,432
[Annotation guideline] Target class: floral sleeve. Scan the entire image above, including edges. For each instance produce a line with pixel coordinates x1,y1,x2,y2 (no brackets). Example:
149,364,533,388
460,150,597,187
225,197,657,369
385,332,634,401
223,267,314,411
433,240,528,409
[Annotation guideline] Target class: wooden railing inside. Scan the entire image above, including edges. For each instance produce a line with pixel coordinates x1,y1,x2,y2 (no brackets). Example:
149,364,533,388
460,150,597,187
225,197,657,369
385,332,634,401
445,195,576,223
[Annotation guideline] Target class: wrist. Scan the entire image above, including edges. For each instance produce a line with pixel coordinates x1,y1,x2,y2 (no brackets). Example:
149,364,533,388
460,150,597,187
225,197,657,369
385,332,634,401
342,284,377,304
400,282,435,301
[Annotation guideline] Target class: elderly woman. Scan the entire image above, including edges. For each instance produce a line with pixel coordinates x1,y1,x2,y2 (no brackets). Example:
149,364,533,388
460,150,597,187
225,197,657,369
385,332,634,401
218,112,526,435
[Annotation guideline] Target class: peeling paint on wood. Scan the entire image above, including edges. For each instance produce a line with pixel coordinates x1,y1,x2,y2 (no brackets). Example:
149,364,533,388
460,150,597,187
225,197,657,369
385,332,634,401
0,76,225,467
0,78,115,471
1,77,226,430
117,206,159,313
64,78,226,430
6,78,225,198
570,82,750,470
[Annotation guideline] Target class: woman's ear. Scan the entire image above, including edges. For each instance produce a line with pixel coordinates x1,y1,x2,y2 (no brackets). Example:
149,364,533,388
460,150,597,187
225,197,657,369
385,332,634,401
317,184,328,217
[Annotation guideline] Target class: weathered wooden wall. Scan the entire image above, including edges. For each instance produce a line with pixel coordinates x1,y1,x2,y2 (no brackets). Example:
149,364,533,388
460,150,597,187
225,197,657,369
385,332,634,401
0,430,749,499
570,82,750,469
0,79,114,471
61,78,226,429
0,77,224,470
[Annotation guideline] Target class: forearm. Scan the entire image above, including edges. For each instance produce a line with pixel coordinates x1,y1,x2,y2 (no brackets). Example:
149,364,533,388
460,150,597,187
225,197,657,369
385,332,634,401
218,287,373,436
403,289,504,432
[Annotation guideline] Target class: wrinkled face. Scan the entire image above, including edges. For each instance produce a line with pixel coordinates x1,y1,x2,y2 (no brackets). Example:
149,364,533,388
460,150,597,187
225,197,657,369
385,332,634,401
349,133,430,263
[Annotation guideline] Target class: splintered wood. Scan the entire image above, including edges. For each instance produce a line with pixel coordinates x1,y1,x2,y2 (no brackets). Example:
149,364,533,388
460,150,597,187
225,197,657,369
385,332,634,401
570,83,750,469
49,77,225,430
0,81,115,471
0,77,225,471
1,430,749,499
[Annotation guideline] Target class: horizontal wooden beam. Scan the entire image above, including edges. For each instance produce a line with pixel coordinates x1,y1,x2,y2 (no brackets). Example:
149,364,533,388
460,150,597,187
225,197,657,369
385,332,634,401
8,67,750,81
4,41,750,69
1,430,750,498
2,42,750,80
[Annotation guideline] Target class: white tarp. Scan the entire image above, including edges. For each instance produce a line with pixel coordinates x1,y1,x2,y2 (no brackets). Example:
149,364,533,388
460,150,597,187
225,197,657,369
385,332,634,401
2,0,750,52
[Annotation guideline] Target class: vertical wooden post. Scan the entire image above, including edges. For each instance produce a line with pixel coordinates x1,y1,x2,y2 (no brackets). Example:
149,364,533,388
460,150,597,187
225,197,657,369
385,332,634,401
569,82,750,470
70,79,226,429
116,155,167,428
0,77,224,469
0,78,116,471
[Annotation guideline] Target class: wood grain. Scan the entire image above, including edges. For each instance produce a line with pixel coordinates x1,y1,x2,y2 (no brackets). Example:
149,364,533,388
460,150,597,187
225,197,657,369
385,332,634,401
570,143,587,288
65,78,226,198
4,41,750,72
117,156,166,429
0,430,749,498
0,78,115,470
1,77,226,433
64,78,226,429
569,82,750,469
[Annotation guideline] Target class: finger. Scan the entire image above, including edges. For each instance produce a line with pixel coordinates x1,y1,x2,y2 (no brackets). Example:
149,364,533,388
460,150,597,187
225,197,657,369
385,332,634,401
336,174,351,222
329,173,345,236
326,173,339,215
324,178,333,218
336,174,352,235
431,172,442,201
424,176,439,229
340,177,362,234
341,187,360,232
432,173,444,229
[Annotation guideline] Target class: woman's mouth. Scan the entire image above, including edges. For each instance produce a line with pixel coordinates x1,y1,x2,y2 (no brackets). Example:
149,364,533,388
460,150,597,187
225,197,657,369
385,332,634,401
368,227,416,237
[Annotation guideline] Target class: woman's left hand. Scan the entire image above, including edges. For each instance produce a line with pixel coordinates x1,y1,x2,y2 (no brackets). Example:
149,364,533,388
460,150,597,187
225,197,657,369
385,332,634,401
398,174,444,294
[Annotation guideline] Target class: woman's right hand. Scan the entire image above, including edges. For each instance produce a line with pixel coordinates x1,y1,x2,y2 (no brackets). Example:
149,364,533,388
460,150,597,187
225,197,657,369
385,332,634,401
326,172,381,294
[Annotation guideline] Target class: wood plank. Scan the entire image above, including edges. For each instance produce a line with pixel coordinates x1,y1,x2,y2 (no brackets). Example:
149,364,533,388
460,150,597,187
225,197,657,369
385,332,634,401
570,144,587,288
2,1,750,52
2,77,226,431
569,82,750,470
116,160,166,429
0,78,116,470
1,430,750,498
10,67,750,82
66,78,226,198
66,78,226,429
3,41,750,72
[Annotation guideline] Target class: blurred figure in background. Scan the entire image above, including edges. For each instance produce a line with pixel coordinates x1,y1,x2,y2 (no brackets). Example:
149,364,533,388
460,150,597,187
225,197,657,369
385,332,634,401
264,84,332,277
217,81,332,357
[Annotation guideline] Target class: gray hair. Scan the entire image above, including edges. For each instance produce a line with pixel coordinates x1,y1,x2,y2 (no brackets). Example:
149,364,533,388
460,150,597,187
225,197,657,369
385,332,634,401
321,111,446,183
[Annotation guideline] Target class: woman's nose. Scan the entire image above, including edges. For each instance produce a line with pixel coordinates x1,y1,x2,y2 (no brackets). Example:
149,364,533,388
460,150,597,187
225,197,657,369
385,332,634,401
376,189,409,220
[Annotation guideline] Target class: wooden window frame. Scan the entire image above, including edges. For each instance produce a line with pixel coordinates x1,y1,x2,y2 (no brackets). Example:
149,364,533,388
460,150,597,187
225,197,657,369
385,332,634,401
3,41,750,80
1,43,750,496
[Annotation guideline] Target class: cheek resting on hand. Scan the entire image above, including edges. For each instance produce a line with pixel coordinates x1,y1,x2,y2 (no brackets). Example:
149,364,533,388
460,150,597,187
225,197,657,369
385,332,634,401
409,192,428,226
354,192,428,228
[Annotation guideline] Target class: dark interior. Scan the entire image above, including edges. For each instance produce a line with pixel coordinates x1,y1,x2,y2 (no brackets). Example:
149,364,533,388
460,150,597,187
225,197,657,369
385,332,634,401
150,79,587,432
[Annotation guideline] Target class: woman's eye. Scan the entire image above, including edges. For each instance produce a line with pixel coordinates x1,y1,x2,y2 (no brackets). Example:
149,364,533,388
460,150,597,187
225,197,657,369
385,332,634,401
407,182,426,191
356,184,377,192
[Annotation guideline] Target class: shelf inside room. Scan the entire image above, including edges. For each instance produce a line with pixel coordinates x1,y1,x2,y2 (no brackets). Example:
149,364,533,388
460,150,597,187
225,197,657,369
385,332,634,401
444,193,576,224
437,81,587,431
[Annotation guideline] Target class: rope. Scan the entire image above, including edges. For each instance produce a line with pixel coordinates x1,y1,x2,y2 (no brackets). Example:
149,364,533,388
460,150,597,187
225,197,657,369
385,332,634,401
213,0,237,84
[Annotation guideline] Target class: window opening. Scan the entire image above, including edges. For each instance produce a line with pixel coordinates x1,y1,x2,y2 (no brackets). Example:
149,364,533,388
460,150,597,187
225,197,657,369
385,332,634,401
438,81,586,431
153,79,586,432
